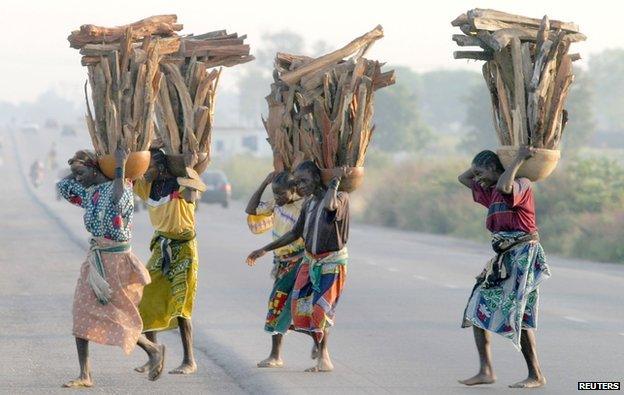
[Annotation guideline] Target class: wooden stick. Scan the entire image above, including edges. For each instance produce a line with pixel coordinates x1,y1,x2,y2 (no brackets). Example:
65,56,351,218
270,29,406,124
493,64,514,144
84,81,103,154
544,54,573,147
451,13,469,27
162,63,194,153
476,31,502,51
452,34,487,48
280,25,384,85
482,63,505,145
158,75,181,153
453,51,493,61
468,9,580,32
510,37,527,144
68,15,182,48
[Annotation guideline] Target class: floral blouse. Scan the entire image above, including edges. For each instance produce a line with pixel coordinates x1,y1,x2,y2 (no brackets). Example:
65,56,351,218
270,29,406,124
57,178,134,242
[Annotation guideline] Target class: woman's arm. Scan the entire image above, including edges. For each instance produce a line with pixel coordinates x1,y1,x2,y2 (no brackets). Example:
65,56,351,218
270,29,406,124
496,146,535,194
112,147,128,205
180,152,200,203
57,174,86,206
182,188,199,203
323,167,348,211
458,168,475,189
245,229,301,266
245,172,275,215
246,206,306,266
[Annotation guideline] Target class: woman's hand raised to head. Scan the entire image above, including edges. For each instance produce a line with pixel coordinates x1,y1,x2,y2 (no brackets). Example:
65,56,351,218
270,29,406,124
516,146,536,161
264,171,277,185
114,146,130,166
331,166,351,180
183,151,199,168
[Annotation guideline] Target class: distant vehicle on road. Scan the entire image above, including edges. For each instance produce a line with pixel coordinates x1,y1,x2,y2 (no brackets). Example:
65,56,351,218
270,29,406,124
61,125,77,137
200,170,231,208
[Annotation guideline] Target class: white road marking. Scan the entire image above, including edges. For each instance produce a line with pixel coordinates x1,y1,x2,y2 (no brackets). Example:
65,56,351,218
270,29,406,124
443,284,458,289
413,275,428,281
388,268,399,272
619,333,624,336
563,316,588,323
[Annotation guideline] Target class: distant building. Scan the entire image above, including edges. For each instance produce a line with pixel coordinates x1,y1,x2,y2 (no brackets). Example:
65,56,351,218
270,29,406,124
211,126,272,158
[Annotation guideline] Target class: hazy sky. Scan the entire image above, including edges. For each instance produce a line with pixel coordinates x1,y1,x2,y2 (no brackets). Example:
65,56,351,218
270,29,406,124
1,0,617,103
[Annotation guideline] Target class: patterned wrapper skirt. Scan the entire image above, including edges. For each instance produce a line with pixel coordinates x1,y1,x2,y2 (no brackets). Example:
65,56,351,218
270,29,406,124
291,249,348,342
72,238,150,355
139,232,198,332
264,253,304,334
462,231,551,350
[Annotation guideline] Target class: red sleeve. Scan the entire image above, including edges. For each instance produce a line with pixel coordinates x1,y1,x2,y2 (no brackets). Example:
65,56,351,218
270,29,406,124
471,180,492,208
502,178,532,208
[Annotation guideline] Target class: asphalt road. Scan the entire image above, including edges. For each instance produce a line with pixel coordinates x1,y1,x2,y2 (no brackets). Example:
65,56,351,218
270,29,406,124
1,125,623,394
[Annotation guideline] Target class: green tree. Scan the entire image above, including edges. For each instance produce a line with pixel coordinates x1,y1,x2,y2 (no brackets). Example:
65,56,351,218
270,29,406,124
459,81,497,153
418,69,482,131
373,81,431,152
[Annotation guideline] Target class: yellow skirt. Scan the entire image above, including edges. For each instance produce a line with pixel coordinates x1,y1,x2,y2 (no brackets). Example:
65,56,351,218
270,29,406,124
139,234,198,332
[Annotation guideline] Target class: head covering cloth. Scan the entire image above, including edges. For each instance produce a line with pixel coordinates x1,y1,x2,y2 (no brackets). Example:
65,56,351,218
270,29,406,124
69,150,99,170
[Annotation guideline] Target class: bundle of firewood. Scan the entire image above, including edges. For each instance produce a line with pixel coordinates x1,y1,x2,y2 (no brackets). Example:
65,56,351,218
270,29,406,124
264,25,395,171
451,9,586,149
70,15,183,155
154,30,253,158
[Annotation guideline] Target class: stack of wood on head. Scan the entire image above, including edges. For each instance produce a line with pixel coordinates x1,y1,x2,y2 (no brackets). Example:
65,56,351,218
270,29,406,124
264,25,395,192
451,9,586,181
154,29,253,178
69,15,183,179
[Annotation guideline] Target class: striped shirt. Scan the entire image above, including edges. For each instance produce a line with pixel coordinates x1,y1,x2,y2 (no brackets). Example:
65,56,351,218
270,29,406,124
471,178,537,233
257,199,305,257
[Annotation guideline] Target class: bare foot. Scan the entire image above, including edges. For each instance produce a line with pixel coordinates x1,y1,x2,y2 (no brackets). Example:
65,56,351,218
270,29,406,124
62,377,93,388
134,361,149,373
458,372,496,386
305,355,333,372
148,344,166,381
509,377,546,388
311,344,319,360
169,361,197,374
257,357,284,368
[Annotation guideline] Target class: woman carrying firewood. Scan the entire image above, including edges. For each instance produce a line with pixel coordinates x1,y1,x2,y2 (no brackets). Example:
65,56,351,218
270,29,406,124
133,148,201,375
57,148,165,388
245,170,306,368
247,161,350,372
457,147,551,389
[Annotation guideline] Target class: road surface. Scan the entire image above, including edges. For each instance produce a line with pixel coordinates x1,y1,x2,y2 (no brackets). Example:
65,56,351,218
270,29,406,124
1,125,622,394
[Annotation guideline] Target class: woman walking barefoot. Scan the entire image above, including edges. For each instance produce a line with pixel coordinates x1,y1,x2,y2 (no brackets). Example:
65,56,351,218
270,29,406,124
247,161,351,372
457,147,551,389
57,148,165,388
245,171,305,368
133,149,201,375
